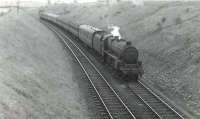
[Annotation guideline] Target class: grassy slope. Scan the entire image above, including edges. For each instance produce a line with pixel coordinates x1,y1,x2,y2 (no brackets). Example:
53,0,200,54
0,9,90,119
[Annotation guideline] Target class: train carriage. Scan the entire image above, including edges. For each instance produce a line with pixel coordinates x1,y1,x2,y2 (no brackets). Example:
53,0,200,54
40,12,59,24
78,25,102,48
57,18,79,36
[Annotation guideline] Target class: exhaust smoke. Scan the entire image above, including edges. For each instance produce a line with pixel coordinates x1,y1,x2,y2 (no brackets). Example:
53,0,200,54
108,25,122,39
130,0,144,6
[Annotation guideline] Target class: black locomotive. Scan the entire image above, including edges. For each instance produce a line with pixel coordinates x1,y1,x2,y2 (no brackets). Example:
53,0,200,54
40,12,143,80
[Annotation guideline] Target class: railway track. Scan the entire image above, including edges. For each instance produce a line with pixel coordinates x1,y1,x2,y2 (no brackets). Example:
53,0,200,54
129,81,184,119
72,40,184,119
61,26,185,118
42,21,136,119
57,27,163,119
41,20,185,119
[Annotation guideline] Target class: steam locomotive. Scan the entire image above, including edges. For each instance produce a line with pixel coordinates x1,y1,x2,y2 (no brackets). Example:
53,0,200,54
40,12,143,80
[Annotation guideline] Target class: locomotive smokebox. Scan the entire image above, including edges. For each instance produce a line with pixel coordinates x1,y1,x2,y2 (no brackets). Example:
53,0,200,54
107,37,139,64
120,46,138,64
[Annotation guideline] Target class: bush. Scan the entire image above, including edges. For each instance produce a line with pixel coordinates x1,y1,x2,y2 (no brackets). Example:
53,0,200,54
113,11,121,16
116,11,121,15
104,14,108,18
64,9,70,14
186,8,190,13
157,22,162,30
0,13,3,16
99,16,103,20
162,17,166,23
175,17,182,25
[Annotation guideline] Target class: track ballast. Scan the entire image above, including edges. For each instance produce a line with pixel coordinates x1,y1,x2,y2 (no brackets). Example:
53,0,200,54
41,20,186,119
129,81,184,119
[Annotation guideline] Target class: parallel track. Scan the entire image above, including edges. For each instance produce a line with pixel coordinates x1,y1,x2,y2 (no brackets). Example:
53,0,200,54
129,81,184,119
41,19,185,119
42,21,136,119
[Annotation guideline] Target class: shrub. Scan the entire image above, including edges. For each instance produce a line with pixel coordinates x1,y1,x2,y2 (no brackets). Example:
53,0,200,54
175,17,182,25
104,14,108,18
157,22,162,30
162,17,166,23
113,11,121,16
99,16,103,20
186,8,190,13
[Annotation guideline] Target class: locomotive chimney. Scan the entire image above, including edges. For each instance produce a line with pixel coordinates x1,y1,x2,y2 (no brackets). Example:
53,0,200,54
114,36,119,39
126,41,132,46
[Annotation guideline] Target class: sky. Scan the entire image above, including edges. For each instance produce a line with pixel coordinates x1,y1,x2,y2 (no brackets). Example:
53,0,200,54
0,0,98,6
0,0,198,7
